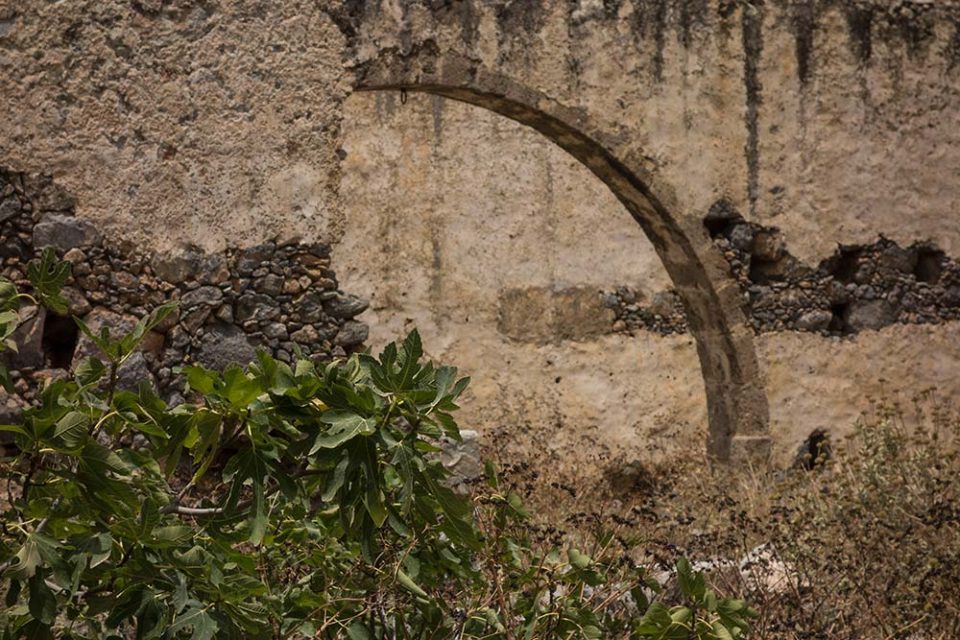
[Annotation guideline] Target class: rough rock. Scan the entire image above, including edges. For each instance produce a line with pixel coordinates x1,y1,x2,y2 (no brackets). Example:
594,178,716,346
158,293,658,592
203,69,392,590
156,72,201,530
23,175,75,212
282,279,302,295
180,285,223,308
254,273,284,296
648,291,681,318
333,320,368,347
115,351,155,392
846,300,898,332
151,251,202,284
728,224,755,252
236,293,280,323
61,287,92,316
878,244,916,274
262,322,288,340
290,324,319,344
180,307,211,333
294,292,326,324
214,304,234,323
237,244,275,275
32,214,101,251
62,248,86,264
0,196,19,223
440,429,482,490
795,309,832,332
0,393,25,427
195,324,258,370
197,255,229,285
943,285,960,308
324,293,369,319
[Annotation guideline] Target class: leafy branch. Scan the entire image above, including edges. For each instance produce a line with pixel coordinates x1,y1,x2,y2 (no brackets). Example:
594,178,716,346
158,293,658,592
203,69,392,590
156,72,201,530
0,260,756,639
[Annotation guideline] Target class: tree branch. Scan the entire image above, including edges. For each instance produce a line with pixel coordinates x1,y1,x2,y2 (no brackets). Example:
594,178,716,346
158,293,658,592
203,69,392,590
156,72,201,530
161,504,225,516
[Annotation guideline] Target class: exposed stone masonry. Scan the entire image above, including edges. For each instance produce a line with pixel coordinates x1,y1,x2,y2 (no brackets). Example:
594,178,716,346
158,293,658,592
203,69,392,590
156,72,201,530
0,168,369,416
7,162,957,383
603,288,688,337
605,202,960,338
706,202,960,335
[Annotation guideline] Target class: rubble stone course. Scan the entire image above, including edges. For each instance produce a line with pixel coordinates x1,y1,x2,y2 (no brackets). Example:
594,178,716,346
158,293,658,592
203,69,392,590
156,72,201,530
6,165,960,427
0,167,370,411
606,203,960,338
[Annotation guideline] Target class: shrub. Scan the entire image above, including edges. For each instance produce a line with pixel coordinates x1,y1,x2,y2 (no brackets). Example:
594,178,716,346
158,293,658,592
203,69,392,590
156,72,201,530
580,398,960,640
0,254,754,639
758,401,960,639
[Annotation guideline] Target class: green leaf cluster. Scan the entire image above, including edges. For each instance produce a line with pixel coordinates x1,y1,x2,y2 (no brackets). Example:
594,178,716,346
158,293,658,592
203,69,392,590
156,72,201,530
0,249,71,390
0,265,757,639
634,559,755,640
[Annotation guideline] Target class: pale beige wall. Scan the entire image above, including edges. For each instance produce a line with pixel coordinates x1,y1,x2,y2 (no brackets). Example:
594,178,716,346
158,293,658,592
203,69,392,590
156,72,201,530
760,324,960,466
3,0,960,472
336,93,702,482
337,1,960,471
352,1,960,260
0,0,349,252
336,88,960,473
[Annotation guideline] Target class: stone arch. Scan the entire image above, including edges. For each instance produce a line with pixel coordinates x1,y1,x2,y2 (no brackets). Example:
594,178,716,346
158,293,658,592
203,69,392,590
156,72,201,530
351,47,769,464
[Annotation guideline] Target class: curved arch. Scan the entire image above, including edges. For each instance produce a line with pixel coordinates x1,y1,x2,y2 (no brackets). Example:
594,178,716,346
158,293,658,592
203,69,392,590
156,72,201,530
351,47,770,464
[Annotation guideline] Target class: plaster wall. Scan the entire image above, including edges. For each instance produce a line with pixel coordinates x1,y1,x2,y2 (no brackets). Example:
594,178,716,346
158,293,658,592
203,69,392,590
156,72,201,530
336,89,960,473
2,0,960,475
338,0,960,472
0,0,349,251
337,92,701,482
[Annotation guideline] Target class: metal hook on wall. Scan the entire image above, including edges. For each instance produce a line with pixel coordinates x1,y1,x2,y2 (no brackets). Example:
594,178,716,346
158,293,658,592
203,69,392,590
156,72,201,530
400,88,408,105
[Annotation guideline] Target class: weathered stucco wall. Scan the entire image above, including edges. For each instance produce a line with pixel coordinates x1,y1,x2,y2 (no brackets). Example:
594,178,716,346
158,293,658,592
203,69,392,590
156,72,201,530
0,0,349,251
2,0,960,476
344,1,960,260
335,1,960,472
336,92,703,481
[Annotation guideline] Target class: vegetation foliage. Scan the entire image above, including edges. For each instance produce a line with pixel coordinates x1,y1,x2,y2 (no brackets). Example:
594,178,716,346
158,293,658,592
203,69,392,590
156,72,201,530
760,401,960,638
0,252,755,639
522,398,960,640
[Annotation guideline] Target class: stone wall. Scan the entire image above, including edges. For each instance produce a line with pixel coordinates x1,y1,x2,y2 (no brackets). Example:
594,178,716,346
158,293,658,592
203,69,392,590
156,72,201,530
607,208,960,337
2,1,960,477
0,167,368,421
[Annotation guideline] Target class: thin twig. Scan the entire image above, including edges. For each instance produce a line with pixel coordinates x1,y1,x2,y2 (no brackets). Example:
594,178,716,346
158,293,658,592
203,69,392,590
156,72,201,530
162,504,225,516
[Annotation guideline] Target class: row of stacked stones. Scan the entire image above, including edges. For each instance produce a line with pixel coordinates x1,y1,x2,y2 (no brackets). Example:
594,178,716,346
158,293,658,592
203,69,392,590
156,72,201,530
602,287,688,336
604,201,960,338
706,201,960,335
0,168,369,417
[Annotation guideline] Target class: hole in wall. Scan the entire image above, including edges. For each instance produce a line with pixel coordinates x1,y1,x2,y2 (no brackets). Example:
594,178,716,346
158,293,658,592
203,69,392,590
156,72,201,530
703,199,744,238
828,302,852,335
792,429,831,470
41,313,79,370
829,247,862,283
704,215,740,239
914,246,944,284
